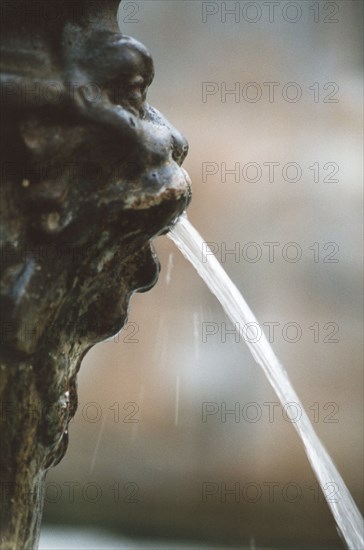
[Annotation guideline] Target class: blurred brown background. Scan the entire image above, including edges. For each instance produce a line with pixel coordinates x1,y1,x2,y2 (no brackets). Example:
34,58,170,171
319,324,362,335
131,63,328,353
41,1,363,548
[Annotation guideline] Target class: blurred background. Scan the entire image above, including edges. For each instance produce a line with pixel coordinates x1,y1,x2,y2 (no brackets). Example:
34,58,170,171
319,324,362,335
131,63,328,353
41,1,363,548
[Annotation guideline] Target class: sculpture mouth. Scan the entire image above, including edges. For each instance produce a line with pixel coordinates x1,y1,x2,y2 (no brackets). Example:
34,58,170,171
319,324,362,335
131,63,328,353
124,166,191,213
122,165,191,293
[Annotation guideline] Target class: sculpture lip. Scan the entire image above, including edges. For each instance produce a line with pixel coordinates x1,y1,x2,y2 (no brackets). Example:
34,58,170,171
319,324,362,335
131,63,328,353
123,165,191,212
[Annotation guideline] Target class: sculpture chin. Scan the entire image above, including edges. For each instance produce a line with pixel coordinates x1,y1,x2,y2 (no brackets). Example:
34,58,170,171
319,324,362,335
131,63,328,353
134,244,160,293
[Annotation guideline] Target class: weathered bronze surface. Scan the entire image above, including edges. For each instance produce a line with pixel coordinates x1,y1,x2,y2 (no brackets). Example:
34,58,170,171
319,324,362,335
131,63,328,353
0,1,190,547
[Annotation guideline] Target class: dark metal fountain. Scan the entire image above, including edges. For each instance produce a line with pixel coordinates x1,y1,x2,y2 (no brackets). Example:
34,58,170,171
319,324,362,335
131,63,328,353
0,1,190,547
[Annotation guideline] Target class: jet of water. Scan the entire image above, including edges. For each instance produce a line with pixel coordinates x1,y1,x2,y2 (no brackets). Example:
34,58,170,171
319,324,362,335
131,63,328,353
168,213,363,550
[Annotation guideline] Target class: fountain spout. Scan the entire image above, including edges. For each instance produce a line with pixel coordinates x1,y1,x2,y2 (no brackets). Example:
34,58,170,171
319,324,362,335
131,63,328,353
0,1,190,548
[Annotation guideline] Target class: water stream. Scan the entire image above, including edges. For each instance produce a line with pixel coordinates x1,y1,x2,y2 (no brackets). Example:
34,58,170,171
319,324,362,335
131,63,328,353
168,214,363,550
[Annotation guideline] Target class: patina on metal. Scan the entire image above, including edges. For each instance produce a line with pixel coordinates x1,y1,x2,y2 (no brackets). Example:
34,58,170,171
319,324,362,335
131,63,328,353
0,1,190,547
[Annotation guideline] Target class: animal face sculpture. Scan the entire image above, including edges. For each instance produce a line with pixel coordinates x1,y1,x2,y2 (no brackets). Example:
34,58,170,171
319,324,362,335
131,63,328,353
1,6,190,357
0,2,190,545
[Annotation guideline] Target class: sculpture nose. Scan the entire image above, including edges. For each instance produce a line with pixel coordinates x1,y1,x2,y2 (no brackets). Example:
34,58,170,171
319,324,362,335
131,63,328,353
143,105,189,166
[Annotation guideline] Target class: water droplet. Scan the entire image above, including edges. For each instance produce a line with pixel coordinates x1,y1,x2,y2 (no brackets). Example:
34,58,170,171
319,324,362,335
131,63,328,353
174,375,180,426
165,252,174,285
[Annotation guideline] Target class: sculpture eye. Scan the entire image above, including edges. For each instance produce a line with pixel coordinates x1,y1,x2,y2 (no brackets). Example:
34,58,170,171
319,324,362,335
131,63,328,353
126,76,146,102
75,32,153,116
106,74,147,116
